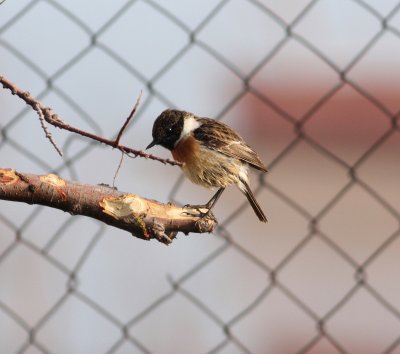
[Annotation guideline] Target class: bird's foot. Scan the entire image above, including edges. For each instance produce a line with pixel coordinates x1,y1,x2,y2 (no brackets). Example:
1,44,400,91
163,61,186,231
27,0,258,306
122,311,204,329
182,204,211,218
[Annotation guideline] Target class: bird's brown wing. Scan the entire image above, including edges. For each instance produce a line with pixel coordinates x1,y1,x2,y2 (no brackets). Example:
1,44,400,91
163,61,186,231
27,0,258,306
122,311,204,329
193,118,267,172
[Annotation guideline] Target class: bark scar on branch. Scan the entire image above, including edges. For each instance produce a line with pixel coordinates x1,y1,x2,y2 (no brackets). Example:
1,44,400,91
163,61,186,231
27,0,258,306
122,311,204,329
0,169,216,245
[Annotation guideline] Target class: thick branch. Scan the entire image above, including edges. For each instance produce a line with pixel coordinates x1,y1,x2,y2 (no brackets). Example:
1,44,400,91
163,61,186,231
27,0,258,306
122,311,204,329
0,169,216,245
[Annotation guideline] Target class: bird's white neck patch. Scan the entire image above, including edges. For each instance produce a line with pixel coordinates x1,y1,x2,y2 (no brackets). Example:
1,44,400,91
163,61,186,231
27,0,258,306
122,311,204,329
176,116,201,144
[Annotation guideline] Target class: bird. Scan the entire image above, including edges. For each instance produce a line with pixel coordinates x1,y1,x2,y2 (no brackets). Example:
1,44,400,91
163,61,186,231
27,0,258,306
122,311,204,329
146,109,268,222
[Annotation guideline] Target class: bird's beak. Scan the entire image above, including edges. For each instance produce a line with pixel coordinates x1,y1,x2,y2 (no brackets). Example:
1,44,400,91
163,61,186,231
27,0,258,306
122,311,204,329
146,140,157,150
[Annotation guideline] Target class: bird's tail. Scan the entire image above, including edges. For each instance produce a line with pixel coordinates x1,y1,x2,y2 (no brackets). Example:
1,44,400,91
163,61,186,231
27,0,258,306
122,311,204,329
239,179,267,223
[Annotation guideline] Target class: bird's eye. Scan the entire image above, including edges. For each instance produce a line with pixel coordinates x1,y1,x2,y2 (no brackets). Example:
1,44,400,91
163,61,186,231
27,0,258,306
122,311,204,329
168,127,173,132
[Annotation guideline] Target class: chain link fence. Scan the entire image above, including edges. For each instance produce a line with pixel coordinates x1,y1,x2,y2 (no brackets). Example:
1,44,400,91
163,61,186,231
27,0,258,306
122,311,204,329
1,0,400,353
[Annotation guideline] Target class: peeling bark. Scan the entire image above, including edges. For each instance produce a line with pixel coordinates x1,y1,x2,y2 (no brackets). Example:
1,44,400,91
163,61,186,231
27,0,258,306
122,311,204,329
0,169,217,245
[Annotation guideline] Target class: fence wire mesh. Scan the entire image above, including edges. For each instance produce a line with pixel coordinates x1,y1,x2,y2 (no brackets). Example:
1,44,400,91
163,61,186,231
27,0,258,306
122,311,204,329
1,0,400,353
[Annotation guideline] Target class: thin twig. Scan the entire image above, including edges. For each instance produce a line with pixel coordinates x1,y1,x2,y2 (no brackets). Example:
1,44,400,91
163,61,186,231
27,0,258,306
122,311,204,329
112,91,142,185
34,103,63,157
113,151,125,188
0,75,182,167
114,90,142,147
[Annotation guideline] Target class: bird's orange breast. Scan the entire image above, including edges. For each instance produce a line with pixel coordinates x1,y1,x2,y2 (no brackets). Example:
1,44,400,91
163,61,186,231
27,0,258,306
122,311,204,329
171,135,199,164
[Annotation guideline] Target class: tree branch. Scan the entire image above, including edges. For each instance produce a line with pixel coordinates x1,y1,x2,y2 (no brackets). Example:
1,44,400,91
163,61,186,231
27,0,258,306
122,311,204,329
0,75,182,166
0,169,216,245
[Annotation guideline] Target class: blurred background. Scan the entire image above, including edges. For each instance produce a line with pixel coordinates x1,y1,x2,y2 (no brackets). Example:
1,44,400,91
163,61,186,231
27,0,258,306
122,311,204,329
1,0,400,353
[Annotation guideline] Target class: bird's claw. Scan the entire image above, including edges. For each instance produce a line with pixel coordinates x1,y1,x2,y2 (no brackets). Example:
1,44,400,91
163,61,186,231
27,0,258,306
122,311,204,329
182,204,210,218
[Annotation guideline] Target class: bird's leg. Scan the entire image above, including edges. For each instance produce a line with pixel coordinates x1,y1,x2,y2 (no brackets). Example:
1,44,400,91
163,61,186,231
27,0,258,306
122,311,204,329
184,188,225,217
204,187,225,210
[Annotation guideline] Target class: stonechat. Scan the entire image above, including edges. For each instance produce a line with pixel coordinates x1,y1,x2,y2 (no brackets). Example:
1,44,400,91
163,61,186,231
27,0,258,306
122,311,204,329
147,109,267,222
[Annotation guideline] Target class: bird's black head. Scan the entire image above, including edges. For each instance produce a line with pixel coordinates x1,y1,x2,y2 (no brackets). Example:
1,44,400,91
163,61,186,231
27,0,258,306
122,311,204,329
146,109,185,151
